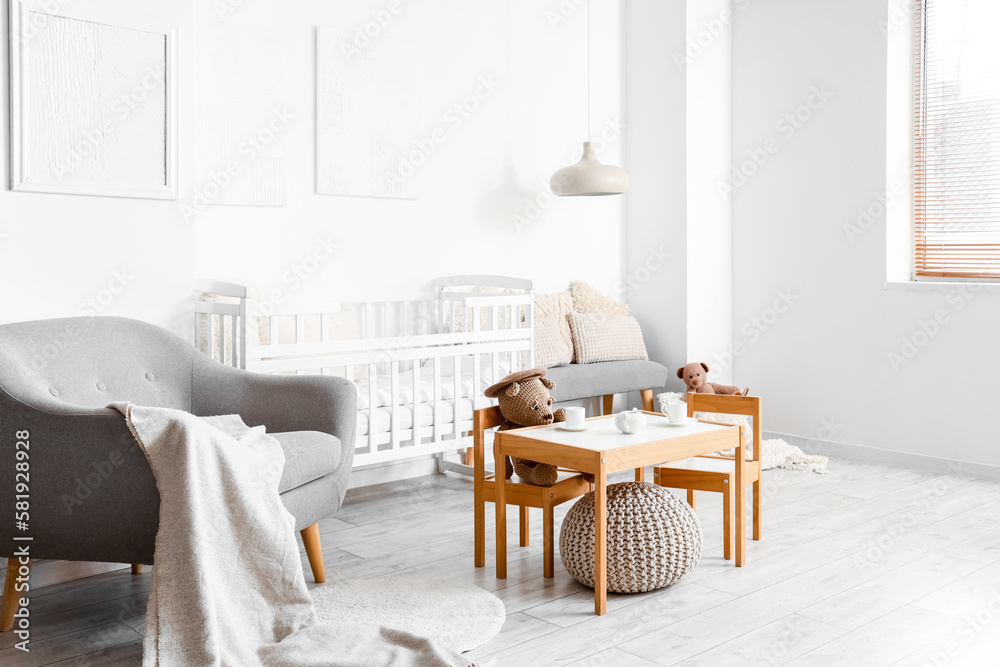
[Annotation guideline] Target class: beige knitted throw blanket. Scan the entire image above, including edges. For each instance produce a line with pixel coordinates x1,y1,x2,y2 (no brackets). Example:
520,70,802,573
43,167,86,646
112,403,471,667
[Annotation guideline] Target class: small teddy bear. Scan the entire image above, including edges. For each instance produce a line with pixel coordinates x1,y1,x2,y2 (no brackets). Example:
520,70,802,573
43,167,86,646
484,368,594,486
677,362,748,396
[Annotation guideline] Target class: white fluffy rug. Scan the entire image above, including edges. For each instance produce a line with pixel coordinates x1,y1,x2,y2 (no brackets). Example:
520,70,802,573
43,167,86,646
311,578,505,653
657,392,829,474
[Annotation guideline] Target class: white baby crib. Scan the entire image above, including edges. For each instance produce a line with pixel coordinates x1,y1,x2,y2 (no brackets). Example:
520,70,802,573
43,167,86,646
194,276,534,471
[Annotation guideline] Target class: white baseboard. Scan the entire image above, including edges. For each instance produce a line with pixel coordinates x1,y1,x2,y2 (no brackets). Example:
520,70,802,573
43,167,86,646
347,453,445,489
0,558,129,591
766,430,1000,482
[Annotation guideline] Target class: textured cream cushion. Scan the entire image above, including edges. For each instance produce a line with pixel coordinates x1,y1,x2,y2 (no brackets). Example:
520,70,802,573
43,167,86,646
533,291,573,367
569,313,648,364
570,280,629,316
533,316,572,368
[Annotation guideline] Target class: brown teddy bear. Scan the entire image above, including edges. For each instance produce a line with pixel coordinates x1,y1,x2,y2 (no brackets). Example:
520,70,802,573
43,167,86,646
677,362,748,396
484,368,594,486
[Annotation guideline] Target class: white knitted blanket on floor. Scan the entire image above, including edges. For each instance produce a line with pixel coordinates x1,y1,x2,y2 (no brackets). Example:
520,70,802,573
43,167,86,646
656,392,829,474
111,403,472,667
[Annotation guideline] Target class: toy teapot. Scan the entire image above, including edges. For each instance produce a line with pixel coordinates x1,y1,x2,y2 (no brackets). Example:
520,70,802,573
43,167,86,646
615,408,647,434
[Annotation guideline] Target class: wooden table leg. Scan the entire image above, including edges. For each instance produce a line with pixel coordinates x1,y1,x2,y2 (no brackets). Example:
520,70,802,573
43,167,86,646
735,428,746,567
495,437,507,579
594,463,608,615
543,494,554,578
634,467,645,482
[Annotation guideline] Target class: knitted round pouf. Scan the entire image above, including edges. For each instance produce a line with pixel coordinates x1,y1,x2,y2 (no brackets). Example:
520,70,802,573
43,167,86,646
559,482,703,593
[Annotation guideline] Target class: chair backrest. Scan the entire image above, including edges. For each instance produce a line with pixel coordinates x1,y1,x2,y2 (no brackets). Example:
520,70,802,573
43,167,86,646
473,406,505,480
686,394,762,462
0,316,198,412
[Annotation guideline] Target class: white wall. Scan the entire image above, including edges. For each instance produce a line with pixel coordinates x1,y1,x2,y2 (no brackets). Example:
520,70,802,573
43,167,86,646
625,0,734,390
685,0,733,384
1,0,627,334
731,0,1000,471
190,0,626,302
625,0,688,378
0,0,196,336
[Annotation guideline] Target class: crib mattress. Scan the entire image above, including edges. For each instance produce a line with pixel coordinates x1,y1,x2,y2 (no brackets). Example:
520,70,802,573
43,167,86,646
355,397,476,437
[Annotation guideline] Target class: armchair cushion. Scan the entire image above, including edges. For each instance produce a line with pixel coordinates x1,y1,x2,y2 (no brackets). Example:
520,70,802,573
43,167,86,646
274,432,342,493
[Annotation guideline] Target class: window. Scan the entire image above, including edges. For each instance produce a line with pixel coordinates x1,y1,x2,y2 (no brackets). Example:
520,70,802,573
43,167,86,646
913,0,1000,279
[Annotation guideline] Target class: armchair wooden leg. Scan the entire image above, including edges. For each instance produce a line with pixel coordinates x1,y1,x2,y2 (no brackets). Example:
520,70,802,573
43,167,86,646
753,480,762,541
640,389,655,412
519,506,530,547
687,489,696,510
2,557,29,632
300,523,326,584
602,394,614,415
723,482,733,561
131,564,143,575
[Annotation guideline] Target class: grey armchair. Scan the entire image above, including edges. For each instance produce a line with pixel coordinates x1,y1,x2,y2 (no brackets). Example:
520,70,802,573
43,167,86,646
0,316,356,631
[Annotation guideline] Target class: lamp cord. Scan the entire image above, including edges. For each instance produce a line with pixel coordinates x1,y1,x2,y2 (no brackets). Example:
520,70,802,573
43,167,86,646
587,0,591,142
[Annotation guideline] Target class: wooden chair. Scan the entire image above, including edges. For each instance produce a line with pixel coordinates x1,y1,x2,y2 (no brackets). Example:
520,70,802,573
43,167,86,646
473,406,593,577
653,394,762,560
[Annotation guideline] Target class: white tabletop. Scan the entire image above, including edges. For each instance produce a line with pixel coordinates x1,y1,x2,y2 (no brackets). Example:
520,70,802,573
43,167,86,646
506,416,732,452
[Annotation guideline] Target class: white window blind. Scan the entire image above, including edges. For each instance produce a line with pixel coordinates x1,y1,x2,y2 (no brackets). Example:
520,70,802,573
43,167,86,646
914,0,1000,279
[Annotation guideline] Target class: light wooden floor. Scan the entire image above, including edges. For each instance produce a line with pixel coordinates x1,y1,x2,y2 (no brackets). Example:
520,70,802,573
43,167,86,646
3,456,1000,666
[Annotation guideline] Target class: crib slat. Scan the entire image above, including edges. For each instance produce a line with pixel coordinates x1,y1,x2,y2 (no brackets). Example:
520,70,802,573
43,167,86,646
269,317,279,348
433,357,442,442
473,351,482,410
390,361,400,450
368,364,378,453
412,358,421,447
525,289,535,369
238,297,248,370
453,354,461,441
218,315,227,365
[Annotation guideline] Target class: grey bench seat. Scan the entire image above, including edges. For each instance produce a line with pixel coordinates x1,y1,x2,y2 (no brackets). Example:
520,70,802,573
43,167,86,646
544,360,670,406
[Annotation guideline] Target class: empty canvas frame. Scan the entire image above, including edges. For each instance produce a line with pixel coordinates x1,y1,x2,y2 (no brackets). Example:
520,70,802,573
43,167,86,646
316,27,422,199
8,1,178,199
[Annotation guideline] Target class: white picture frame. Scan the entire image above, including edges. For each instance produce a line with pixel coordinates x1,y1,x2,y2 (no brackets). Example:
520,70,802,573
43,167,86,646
8,0,178,199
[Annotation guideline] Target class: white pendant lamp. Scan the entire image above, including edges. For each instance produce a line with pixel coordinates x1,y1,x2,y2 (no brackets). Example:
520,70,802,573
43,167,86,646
550,0,629,197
